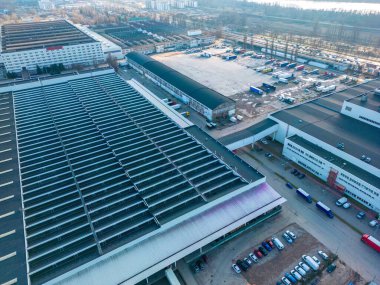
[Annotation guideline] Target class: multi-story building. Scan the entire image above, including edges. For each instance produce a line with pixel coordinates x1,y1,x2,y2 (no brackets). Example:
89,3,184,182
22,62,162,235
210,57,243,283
0,20,105,73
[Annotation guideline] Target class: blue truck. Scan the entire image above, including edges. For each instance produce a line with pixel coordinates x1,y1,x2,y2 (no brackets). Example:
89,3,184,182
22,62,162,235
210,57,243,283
279,61,289,67
296,188,312,203
250,86,264,95
316,201,334,218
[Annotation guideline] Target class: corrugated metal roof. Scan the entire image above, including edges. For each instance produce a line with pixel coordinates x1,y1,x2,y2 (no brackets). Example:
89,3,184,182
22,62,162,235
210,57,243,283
126,52,235,110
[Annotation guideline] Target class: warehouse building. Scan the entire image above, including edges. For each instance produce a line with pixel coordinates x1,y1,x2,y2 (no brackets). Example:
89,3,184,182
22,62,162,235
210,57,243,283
0,20,105,73
0,69,284,285
126,52,236,121
220,80,380,212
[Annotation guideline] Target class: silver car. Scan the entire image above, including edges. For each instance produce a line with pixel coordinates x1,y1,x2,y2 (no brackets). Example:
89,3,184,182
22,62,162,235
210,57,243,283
299,262,311,273
295,265,307,276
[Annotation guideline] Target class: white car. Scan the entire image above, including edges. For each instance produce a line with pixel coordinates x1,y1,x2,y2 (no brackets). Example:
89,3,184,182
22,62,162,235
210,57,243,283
343,202,351,209
286,230,297,240
295,265,307,277
244,257,252,266
318,250,329,260
299,262,311,273
281,277,292,285
312,256,321,265
249,252,258,263
291,270,302,281
232,263,241,273
369,220,379,227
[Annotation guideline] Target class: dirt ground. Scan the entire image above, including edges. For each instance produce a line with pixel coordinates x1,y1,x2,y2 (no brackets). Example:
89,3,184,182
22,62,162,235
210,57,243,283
192,222,365,285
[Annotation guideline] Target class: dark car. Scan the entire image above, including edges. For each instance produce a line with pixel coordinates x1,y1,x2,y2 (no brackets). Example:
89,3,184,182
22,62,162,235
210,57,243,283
356,211,366,219
285,272,297,284
253,249,263,258
291,168,298,175
236,259,248,272
266,239,275,248
262,241,272,252
327,263,337,273
258,246,268,256
298,173,305,179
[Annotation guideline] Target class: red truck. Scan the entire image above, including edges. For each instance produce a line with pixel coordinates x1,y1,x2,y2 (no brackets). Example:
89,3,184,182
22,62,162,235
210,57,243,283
361,234,380,252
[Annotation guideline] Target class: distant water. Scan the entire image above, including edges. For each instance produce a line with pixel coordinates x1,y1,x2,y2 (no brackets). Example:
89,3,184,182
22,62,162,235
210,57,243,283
244,0,380,13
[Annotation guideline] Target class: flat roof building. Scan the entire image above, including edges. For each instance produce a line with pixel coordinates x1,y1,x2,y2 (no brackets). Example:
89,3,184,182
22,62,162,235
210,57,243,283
0,20,104,72
126,52,236,121
0,69,284,285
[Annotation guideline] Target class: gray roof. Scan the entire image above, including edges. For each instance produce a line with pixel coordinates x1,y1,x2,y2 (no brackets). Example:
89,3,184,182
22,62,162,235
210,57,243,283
126,52,235,110
218,118,278,145
288,135,380,189
271,80,380,170
6,72,261,284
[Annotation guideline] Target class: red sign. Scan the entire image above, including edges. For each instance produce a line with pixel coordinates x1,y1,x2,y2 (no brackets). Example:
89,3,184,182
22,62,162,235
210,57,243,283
46,46,63,51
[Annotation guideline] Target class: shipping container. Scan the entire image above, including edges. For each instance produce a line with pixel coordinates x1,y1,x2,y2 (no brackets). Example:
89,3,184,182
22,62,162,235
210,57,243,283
296,188,312,203
361,234,380,252
262,82,276,91
316,201,334,218
250,86,264,95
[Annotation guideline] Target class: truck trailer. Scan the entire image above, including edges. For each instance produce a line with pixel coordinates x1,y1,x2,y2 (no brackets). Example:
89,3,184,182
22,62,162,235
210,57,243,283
296,188,312,203
361,234,380,252
316,201,334,218
250,86,264,95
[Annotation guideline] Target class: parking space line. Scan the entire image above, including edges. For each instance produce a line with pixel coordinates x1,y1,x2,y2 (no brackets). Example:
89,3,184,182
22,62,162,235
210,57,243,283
0,132,11,136
0,140,11,144
0,230,16,239
0,195,14,202
0,125,10,129
0,211,15,219
0,158,12,163
0,181,13,187
1,278,17,285
0,252,16,262
0,148,11,153
0,118,10,123
0,169,12,175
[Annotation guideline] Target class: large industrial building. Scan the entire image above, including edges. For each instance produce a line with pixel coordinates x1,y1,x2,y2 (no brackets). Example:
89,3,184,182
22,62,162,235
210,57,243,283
221,80,380,212
0,69,284,285
0,20,122,73
126,52,236,121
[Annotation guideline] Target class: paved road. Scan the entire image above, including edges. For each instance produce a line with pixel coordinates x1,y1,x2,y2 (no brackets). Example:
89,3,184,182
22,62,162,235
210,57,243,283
237,147,380,284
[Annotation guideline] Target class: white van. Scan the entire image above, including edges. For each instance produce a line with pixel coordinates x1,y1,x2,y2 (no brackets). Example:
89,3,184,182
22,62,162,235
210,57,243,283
272,237,285,250
336,197,347,206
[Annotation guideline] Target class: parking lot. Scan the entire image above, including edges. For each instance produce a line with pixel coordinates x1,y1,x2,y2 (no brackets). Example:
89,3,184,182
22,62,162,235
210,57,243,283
191,221,365,285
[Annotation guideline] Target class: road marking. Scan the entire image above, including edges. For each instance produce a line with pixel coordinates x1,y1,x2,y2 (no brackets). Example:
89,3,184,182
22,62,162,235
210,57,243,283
0,181,13,188
1,278,17,285
0,158,12,163
0,195,14,202
0,252,16,262
0,211,15,219
0,169,12,175
0,230,16,239
0,148,11,153
0,132,11,136
0,125,10,129
0,140,11,144
0,118,10,123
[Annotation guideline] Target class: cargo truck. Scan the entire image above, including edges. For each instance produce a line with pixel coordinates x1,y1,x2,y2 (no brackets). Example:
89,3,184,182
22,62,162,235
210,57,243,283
361,234,380,252
279,61,289,67
296,188,312,203
250,86,264,95
316,201,334,218
262,82,276,92
321,85,336,93
287,63,297,69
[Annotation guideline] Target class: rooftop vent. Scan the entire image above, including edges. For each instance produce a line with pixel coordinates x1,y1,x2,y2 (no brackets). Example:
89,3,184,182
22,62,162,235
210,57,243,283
361,95,368,102
374,88,380,96
298,119,303,123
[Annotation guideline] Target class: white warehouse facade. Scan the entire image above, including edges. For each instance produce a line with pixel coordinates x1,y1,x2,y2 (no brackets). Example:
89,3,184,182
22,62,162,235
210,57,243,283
0,20,105,73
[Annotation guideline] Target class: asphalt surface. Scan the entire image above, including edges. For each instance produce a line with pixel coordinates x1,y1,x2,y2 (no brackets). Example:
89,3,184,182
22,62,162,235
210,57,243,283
237,146,380,284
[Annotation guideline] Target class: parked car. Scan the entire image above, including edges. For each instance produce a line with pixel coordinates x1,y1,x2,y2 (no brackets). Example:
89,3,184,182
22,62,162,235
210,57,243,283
343,202,351,209
266,239,275,248
232,263,241,273
262,241,272,252
298,173,305,179
283,232,293,244
249,252,258,263
285,273,297,284
286,183,293,189
299,262,311,273
258,246,268,256
291,168,298,175
327,263,337,273
294,265,307,277
318,250,329,260
193,263,200,273
261,139,268,145
272,237,285,250
369,220,379,227
281,277,292,285
196,260,205,270
286,230,297,240
253,249,263,258
265,152,273,158
357,211,366,219
236,259,248,271
336,197,348,206
244,257,252,266
291,270,302,281
312,256,321,265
